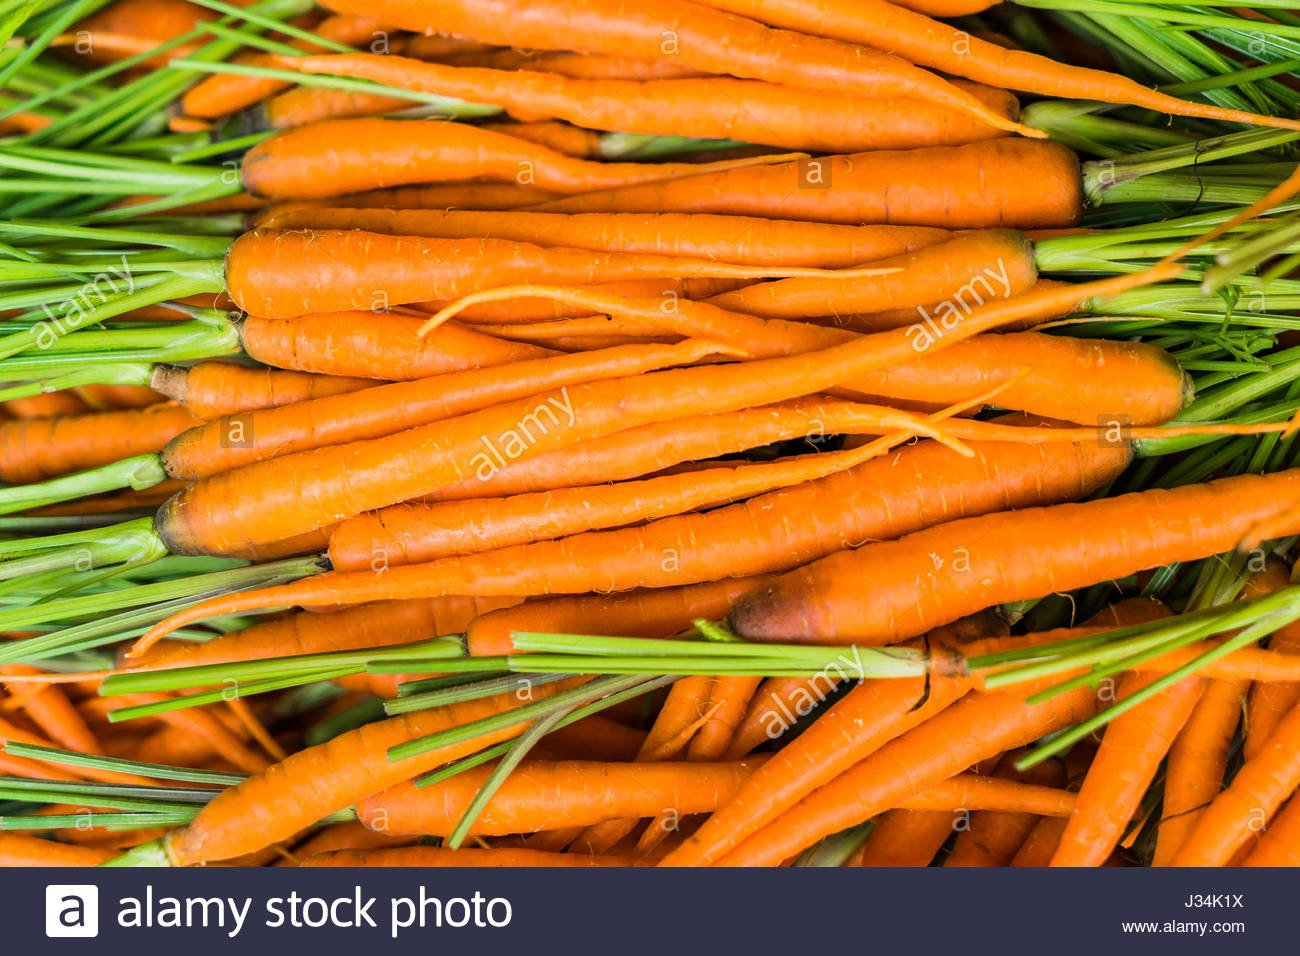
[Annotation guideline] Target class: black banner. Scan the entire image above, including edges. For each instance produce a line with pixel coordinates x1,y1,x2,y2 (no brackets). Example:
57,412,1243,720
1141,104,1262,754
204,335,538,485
13,867,1287,955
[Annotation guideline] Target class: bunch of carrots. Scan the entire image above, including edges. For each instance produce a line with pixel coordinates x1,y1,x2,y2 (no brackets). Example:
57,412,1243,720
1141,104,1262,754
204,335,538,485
0,0,1299,869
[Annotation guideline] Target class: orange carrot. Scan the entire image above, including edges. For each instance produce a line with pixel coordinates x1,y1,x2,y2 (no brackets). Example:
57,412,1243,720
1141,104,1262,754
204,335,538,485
75,385,162,410
156,681,580,865
0,403,198,484
261,85,412,128
1240,796,1300,866
0,833,116,867
533,139,1082,228
273,53,1021,151
691,0,1300,131
254,208,951,270
162,339,723,480
303,846,646,866
180,15,390,118
713,682,1102,867
141,271,1165,598
312,0,1033,135
149,363,374,419
441,49,706,80
239,312,550,379
2,667,102,754
723,675,841,758
280,821,412,865
945,752,1065,867
465,578,764,657
1244,616,1300,760
357,758,763,837
1170,700,1300,866
423,278,747,324
855,811,955,866
287,181,562,211
731,470,1300,646
1051,672,1206,866
477,121,605,158
226,228,871,318
3,392,90,419
427,284,1187,426
70,0,213,68
241,119,802,200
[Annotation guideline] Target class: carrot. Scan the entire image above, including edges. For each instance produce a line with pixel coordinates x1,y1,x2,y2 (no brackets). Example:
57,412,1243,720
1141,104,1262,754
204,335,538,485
427,283,1187,426
945,752,1065,866
273,53,1021,152
280,822,412,865
1051,672,1206,867
690,0,1300,132
20,481,186,518
290,182,563,211
100,692,271,776
0,750,82,782
180,15,390,118
254,208,951,270
312,0,1034,135
1240,796,1300,866
466,578,764,657
237,313,548,384
2,667,102,754
731,470,1300,646
161,339,723,480
261,85,413,129
713,682,1102,867
140,270,1165,598
0,833,116,867
828,278,1078,334
226,228,871,318
892,0,998,14
0,404,198,484
853,811,954,866
1244,617,1300,760
898,775,1076,816
723,676,841,758
442,49,706,80
541,715,646,763
303,846,647,866
3,392,91,419
149,363,374,419
533,139,1082,229
241,119,803,200
477,121,605,159
325,400,976,564
704,231,1038,320
1171,697,1300,865
127,597,512,672
75,385,162,411
423,278,748,324
401,33,497,61
154,681,580,865
357,758,763,837
69,0,213,68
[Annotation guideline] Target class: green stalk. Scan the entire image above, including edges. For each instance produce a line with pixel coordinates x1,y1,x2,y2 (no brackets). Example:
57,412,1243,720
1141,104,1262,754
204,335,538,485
3,742,245,786
0,455,167,516
106,666,360,721
384,672,571,716
2,811,196,830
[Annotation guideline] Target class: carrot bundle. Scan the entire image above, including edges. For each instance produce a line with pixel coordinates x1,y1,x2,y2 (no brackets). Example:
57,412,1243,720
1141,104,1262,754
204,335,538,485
729,469,1300,645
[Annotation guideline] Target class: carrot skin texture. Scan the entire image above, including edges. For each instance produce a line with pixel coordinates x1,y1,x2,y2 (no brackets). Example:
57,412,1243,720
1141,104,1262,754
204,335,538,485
274,53,1020,152
1244,618,1300,760
256,208,952,270
164,681,578,865
533,139,1084,229
303,846,648,866
714,684,1102,867
150,363,373,419
731,470,1300,645
309,0,1028,134
357,759,763,836
1240,796,1300,866
855,810,955,866
1050,672,1206,867
0,833,116,867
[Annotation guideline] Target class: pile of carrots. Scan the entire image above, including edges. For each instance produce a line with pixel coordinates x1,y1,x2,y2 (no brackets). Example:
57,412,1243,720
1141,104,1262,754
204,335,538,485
0,0,1299,869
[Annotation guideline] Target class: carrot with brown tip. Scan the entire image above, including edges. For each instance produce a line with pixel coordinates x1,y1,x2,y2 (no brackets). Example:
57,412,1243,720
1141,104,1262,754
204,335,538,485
149,363,374,419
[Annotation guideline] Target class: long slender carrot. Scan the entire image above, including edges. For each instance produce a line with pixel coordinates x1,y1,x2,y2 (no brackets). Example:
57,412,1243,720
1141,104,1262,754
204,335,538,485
312,0,1033,135
423,278,748,324
1240,796,1300,866
70,0,213,68
466,578,764,657
477,121,606,159
897,775,1076,816
714,682,1102,867
1171,699,1300,866
260,85,413,129
292,182,562,210
532,139,1082,228
140,270,1167,602
2,667,102,754
723,676,840,758
254,208,952,270
241,119,803,200
731,470,1300,646
75,385,162,411
0,404,198,484
180,14,390,118
690,0,1300,131
1244,616,1300,760
149,363,374,419
854,811,954,866
442,49,705,80
3,392,90,419
826,278,1078,334
153,681,580,865
426,283,1187,426
162,339,723,480
1051,672,1206,867
357,758,763,837
0,834,116,867
325,402,974,563
226,228,874,318
303,846,647,866
273,53,1021,152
